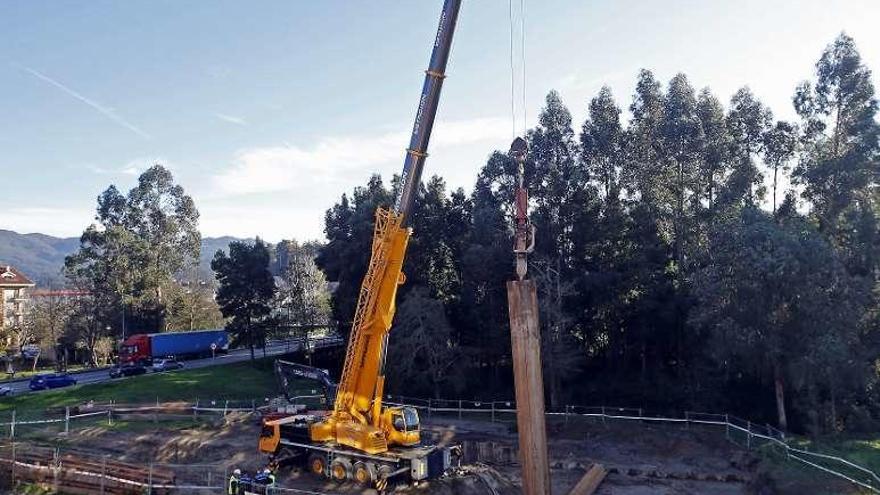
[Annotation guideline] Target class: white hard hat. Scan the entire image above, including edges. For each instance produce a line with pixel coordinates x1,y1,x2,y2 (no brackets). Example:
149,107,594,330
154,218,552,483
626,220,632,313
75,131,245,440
233,469,241,475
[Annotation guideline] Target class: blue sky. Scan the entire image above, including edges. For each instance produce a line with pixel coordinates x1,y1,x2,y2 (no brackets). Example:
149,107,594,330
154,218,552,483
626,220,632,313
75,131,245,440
2,0,878,242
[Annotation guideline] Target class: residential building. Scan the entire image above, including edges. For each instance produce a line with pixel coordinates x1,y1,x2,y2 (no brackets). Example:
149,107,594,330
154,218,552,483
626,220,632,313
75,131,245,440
1,265,35,331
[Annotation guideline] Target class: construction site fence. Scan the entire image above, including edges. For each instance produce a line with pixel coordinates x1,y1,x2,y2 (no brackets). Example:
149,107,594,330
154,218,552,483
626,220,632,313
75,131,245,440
384,395,880,494
0,441,344,495
1,396,878,493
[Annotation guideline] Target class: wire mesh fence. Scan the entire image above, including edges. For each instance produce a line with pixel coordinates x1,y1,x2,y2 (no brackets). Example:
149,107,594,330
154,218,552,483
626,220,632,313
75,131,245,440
386,395,880,493
0,395,878,493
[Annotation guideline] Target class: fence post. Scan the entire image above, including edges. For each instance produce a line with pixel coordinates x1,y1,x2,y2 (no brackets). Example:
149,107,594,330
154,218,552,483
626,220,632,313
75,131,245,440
491,401,496,423
194,399,199,419
428,398,432,421
685,411,690,429
107,409,112,426
99,457,106,494
724,414,729,441
10,409,15,439
638,408,643,420
564,405,569,427
64,406,70,434
224,400,229,416
252,399,256,413
458,400,462,420
11,440,15,486
148,462,154,491
601,406,606,426
746,421,751,450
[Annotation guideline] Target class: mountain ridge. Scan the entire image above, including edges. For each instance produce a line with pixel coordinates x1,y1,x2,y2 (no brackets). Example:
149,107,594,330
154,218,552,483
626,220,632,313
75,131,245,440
0,229,249,287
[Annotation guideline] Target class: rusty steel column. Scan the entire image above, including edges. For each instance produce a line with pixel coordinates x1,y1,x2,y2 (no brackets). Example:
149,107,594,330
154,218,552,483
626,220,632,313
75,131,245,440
507,279,550,495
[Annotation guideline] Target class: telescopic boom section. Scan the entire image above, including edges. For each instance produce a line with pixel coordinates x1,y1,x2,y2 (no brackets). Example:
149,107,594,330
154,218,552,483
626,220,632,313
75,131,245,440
394,0,462,223
310,0,462,455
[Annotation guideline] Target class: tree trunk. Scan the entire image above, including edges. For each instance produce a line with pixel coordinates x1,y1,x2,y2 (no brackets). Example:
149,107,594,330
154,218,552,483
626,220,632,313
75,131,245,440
774,361,788,430
830,379,838,434
247,317,255,362
772,165,778,214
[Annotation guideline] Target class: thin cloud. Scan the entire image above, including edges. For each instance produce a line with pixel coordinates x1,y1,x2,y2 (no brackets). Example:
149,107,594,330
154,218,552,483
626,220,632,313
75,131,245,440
212,117,509,196
19,65,151,140
215,113,248,126
86,157,165,176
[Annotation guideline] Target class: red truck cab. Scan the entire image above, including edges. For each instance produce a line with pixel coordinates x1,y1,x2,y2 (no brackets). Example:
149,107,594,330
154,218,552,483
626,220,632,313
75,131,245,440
119,334,152,365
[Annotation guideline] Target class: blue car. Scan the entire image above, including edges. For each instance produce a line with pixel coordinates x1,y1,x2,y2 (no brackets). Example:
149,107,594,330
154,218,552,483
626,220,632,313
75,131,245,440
28,373,77,391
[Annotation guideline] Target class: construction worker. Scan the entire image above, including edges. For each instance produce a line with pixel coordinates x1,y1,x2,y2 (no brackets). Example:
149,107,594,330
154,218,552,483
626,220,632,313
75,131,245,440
254,467,276,489
228,468,241,495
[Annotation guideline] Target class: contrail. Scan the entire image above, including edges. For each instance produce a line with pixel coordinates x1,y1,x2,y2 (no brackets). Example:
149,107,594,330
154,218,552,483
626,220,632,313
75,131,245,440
21,65,151,140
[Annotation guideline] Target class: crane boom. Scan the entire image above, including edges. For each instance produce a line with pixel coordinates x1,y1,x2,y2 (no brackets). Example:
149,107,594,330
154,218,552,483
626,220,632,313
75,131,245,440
309,0,462,455
395,0,462,222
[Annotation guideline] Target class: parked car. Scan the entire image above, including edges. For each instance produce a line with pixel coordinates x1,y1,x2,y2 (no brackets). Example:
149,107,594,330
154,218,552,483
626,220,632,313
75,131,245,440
109,364,147,379
28,373,77,391
151,358,184,373
0,386,12,396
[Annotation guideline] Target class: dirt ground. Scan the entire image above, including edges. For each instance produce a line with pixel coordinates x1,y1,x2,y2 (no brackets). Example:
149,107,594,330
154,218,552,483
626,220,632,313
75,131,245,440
37,412,854,495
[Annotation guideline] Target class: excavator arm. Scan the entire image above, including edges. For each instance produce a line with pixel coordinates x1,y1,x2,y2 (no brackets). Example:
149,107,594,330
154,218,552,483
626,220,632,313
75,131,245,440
310,0,462,455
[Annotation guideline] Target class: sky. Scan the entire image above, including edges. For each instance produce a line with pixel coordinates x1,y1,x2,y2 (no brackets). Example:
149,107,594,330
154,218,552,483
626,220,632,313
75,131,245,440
2,0,879,243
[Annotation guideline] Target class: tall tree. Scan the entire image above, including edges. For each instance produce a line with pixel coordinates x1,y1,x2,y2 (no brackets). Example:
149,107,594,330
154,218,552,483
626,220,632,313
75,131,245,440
125,165,201,302
696,88,732,212
690,207,861,430
280,245,331,331
581,86,624,198
763,120,798,213
65,164,200,334
725,87,772,205
212,240,276,361
793,33,879,232
387,287,464,398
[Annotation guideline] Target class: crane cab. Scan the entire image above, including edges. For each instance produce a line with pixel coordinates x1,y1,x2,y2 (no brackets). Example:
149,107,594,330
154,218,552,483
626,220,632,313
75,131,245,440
382,406,420,447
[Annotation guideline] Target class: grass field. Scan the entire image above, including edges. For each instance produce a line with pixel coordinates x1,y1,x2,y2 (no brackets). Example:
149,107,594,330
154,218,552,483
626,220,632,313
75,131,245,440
795,435,880,477
0,358,280,415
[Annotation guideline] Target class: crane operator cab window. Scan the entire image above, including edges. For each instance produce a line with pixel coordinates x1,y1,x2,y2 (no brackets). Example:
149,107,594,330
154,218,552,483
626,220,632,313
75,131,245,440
392,407,421,432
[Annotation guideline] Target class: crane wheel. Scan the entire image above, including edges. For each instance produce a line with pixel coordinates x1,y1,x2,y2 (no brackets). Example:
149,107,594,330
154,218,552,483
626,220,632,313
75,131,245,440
307,453,327,477
330,457,352,482
352,461,376,485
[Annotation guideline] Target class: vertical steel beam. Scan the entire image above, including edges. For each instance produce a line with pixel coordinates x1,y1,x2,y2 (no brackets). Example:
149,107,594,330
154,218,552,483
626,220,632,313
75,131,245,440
507,279,551,495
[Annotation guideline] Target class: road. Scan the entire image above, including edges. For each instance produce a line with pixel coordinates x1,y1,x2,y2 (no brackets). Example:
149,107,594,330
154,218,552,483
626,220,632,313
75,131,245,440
2,336,343,396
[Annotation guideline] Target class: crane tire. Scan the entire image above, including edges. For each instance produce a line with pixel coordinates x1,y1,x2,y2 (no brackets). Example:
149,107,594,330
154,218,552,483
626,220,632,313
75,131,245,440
352,461,376,485
330,457,352,482
307,453,327,477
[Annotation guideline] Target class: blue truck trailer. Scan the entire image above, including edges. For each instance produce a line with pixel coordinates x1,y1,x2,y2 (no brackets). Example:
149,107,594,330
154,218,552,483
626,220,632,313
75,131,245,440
120,329,229,364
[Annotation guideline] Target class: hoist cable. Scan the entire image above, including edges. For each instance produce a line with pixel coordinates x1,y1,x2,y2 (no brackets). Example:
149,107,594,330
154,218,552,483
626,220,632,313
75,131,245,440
508,0,517,140
520,0,527,137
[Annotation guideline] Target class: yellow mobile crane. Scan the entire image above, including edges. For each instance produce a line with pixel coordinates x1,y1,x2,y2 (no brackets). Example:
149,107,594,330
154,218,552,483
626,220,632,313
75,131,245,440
259,0,462,487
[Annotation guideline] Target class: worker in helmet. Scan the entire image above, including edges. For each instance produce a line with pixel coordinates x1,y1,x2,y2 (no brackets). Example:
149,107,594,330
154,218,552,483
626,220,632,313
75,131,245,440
254,467,276,489
228,468,241,495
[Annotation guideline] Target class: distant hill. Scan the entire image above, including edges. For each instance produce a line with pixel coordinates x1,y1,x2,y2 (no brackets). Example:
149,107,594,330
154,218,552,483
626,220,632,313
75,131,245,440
0,230,249,287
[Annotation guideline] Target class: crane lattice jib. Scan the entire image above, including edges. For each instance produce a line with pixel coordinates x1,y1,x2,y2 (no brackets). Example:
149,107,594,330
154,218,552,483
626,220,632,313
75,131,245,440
334,208,407,416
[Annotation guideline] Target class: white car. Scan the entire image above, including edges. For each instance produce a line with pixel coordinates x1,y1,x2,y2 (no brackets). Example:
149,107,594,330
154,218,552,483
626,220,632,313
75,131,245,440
0,386,12,396
152,358,185,372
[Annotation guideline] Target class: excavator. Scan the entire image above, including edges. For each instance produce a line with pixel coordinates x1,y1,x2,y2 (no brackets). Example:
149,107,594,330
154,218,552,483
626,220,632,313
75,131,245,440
258,0,462,488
